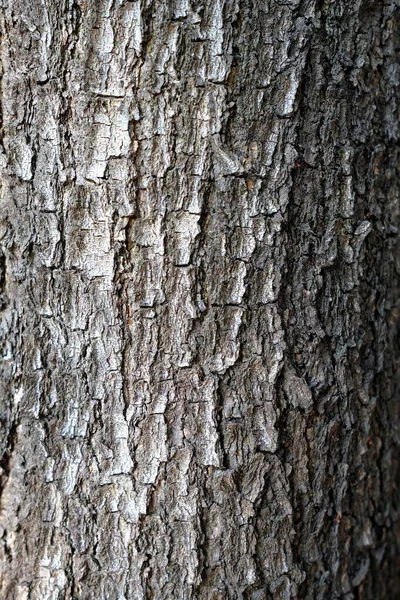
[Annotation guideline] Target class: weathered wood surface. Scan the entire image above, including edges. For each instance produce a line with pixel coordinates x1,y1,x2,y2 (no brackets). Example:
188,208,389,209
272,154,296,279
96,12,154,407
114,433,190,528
0,1,399,598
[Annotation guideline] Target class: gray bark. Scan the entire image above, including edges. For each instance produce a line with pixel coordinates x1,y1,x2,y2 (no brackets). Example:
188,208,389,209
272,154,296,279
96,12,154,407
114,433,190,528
0,1,399,598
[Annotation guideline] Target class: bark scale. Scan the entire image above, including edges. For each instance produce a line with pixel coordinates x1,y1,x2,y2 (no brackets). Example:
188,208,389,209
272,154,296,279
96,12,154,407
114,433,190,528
0,1,399,599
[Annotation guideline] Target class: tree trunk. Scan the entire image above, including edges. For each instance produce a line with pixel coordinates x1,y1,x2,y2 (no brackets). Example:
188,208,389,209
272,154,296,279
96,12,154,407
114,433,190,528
0,1,399,598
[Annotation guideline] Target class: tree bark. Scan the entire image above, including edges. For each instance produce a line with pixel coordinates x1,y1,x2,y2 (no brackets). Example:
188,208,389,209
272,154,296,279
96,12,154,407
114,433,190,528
0,1,399,598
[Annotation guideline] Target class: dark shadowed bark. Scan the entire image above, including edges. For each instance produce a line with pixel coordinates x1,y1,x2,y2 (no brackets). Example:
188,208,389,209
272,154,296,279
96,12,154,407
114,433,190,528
0,1,399,598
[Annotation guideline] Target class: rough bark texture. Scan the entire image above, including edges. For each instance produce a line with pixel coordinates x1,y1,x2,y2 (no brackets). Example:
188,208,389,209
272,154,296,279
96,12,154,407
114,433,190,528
0,1,399,598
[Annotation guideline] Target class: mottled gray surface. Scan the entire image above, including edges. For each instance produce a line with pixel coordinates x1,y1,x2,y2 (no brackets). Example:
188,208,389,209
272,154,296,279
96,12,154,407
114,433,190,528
0,1,399,598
